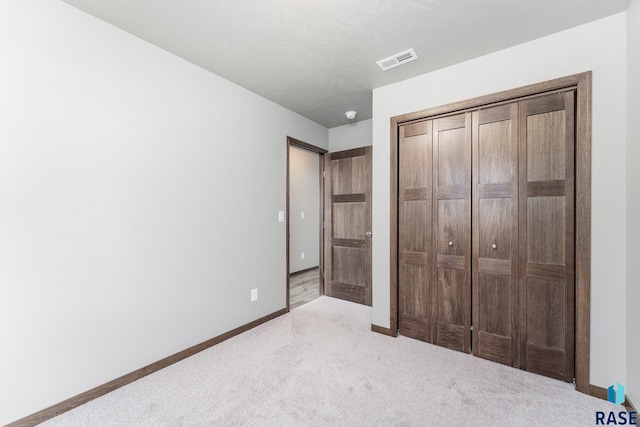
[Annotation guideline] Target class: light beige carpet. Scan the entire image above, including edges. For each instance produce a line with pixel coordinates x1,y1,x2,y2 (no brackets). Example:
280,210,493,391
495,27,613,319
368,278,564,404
41,296,616,426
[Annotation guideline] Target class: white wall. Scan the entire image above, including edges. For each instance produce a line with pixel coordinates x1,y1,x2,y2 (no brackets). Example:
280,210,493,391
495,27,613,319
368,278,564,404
289,146,320,273
626,0,640,407
372,14,627,389
0,1,327,424
328,119,372,152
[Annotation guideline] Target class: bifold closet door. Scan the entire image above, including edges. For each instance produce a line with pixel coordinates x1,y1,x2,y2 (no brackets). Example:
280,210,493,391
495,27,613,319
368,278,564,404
398,121,433,342
432,113,471,353
472,104,519,367
519,92,575,381
396,90,577,381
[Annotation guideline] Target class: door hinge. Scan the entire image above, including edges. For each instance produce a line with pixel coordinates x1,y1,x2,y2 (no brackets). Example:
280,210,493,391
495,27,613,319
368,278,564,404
470,326,474,331
323,171,326,178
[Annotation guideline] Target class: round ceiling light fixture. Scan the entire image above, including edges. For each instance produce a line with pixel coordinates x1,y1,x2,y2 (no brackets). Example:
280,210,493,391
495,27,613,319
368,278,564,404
345,111,357,120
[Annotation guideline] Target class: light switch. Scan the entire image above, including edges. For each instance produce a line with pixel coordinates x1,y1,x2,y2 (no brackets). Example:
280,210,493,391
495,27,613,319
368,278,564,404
301,211,305,219
278,211,285,222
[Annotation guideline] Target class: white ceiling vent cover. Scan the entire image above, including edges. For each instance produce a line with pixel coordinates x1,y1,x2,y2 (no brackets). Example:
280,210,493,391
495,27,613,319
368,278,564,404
376,49,418,71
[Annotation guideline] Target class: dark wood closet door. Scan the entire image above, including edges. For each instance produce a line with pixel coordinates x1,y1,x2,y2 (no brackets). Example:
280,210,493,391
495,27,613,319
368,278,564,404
324,147,372,306
432,113,471,353
398,121,433,342
472,104,519,367
518,92,575,381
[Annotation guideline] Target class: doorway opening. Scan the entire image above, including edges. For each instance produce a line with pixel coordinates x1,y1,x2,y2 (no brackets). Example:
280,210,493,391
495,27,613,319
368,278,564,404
286,137,327,311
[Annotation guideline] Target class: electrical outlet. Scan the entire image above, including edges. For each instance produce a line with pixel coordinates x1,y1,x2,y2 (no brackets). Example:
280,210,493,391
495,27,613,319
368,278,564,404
301,252,305,260
251,288,258,301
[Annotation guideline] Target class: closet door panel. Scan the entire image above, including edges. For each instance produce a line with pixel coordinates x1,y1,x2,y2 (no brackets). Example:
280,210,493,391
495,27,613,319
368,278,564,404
525,277,567,378
527,196,566,265
438,128,467,187
435,198,467,351
526,111,566,182
478,198,512,259
436,267,466,350
401,262,430,339
437,199,466,256
477,273,512,336
432,113,471,353
477,271,513,365
472,104,519,367
398,122,433,342
404,201,430,252
478,119,512,185
519,92,575,382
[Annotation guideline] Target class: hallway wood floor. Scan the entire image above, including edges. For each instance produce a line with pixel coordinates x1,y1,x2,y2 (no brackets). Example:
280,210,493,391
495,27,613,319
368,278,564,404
290,268,320,309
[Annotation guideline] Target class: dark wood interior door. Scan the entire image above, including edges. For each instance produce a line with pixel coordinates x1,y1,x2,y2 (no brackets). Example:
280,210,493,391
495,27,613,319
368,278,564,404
472,104,519,367
432,113,471,353
324,147,372,306
398,121,433,342
518,92,575,381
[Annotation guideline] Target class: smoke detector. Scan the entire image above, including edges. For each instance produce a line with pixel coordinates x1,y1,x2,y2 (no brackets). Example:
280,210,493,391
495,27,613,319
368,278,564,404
376,49,418,71
345,111,357,120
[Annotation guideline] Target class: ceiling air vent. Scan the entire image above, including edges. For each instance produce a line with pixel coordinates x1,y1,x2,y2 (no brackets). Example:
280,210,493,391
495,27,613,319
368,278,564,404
376,49,418,71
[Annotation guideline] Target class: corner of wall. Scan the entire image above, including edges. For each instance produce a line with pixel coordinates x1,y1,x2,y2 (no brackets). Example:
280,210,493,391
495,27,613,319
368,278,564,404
328,119,372,152
626,0,640,407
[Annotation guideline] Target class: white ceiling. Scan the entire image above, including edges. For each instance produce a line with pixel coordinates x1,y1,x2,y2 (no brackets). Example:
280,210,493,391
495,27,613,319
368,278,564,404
60,0,630,128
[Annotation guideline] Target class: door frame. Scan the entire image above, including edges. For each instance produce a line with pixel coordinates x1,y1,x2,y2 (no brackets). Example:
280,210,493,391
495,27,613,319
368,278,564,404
286,136,328,312
388,72,592,393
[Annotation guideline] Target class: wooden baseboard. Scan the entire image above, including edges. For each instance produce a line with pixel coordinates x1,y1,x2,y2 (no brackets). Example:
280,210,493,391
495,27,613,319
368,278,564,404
589,384,608,401
371,324,396,337
7,308,288,427
589,384,637,413
289,266,319,277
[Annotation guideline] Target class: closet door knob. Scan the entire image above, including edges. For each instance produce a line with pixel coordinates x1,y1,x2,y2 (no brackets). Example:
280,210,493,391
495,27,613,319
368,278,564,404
492,244,497,249
448,241,454,247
